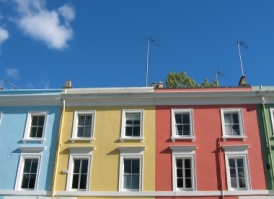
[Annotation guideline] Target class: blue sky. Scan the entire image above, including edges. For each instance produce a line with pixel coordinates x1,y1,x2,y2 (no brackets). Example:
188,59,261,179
0,0,273,89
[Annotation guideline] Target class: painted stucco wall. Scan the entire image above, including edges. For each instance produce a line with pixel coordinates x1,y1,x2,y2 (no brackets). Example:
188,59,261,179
55,106,155,194
0,105,61,191
156,105,266,193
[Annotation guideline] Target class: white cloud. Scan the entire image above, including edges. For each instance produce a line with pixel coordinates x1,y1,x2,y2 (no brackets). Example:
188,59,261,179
0,26,8,44
6,68,20,80
13,0,75,50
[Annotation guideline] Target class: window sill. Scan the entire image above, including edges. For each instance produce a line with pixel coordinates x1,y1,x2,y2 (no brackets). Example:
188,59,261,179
171,137,195,142
119,137,144,142
70,138,94,143
222,136,247,141
21,138,45,143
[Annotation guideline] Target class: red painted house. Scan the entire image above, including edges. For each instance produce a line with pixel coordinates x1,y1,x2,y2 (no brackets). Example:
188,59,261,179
154,87,267,199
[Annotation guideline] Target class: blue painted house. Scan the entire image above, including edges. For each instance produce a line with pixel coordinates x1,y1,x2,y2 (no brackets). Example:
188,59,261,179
0,89,63,199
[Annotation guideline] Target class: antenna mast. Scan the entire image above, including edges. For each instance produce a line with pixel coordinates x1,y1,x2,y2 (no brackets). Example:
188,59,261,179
215,70,225,86
4,80,22,89
145,36,160,87
237,40,249,76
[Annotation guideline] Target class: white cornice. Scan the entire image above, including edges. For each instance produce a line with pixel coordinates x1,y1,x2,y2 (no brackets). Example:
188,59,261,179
222,145,250,152
19,146,46,153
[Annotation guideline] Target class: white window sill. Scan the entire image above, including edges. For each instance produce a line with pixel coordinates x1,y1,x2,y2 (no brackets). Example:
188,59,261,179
171,137,195,142
21,138,45,143
222,136,247,141
119,137,144,142
70,138,94,143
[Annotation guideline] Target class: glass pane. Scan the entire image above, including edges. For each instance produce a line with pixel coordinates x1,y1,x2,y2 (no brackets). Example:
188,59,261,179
38,116,45,126
36,127,43,137
74,160,80,173
230,177,237,188
81,160,88,173
78,116,85,125
32,116,38,125
124,159,131,173
238,168,245,177
237,159,244,167
225,125,232,135
30,127,37,137
132,160,139,173
123,175,130,189
126,114,134,124
23,159,32,172
85,115,92,125
28,174,36,189
21,174,30,188
72,174,79,189
176,159,182,168
176,125,183,135
185,159,191,168
230,169,236,177
232,113,239,123
185,169,191,177
177,169,182,177
185,178,192,188
183,125,190,135
133,127,140,136
125,127,132,136
30,159,38,173
175,114,182,124
77,127,84,137
239,177,246,188
79,174,87,189
131,175,139,189
229,159,235,167
183,113,190,123
232,125,240,135
83,127,91,137
224,114,232,123
177,178,183,188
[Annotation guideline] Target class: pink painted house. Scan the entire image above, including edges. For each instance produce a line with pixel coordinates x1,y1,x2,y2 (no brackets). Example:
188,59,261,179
154,87,267,199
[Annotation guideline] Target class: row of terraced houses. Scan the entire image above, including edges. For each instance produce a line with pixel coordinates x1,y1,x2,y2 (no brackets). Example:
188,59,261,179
1,82,274,199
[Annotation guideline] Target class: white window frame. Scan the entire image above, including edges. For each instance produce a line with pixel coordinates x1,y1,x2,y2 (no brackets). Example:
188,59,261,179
118,146,145,192
269,108,274,136
66,147,94,191
120,109,144,142
15,147,44,190
171,109,195,142
220,108,246,141
222,145,251,191
170,146,197,191
22,111,48,143
70,110,96,143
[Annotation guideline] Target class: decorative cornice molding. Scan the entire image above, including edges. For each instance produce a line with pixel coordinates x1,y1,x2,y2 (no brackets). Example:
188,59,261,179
117,146,145,152
19,146,45,153
222,145,250,152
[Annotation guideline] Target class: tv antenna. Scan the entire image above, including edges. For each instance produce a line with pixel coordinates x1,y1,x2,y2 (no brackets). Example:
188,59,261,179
215,70,225,86
4,80,22,89
237,40,249,76
145,36,160,87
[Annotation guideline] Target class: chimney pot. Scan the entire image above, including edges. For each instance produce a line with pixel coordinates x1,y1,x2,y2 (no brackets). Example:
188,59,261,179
157,81,164,88
62,80,72,89
151,82,156,88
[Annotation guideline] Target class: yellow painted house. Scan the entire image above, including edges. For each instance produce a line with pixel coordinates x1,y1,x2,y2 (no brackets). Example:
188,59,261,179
52,87,155,199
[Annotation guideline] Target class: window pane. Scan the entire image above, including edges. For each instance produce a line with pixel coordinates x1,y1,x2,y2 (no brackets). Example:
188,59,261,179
77,127,84,137
239,177,246,188
238,168,245,177
83,127,91,137
185,169,191,177
125,127,133,136
132,160,139,173
30,127,38,137
183,113,190,123
185,178,192,188
23,159,32,172
175,114,182,124
78,116,85,125
133,127,140,136
185,159,191,168
85,115,92,125
28,174,36,189
79,174,87,189
229,159,235,167
30,160,38,173
224,114,232,123
124,159,131,173
237,159,244,167
36,127,43,137
230,177,237,188
74,160,80,173
225,125,233,135
177,178,183,188
123,175,130,189
176,159,182,168
38,116,45,126
81,160,88,173
131,175,139,189
232,125,240,135
230,168,236,177
21,174,30,188
232,113,239,123
177,169,183,177
32,116,38,125
176,125,183,135
183,125,190,135
72,174,79,189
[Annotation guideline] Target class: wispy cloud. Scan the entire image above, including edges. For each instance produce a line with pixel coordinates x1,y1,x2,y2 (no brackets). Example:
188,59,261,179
0,26,8,45
13,0,75,50
6,68,20,80
26,76,50,89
